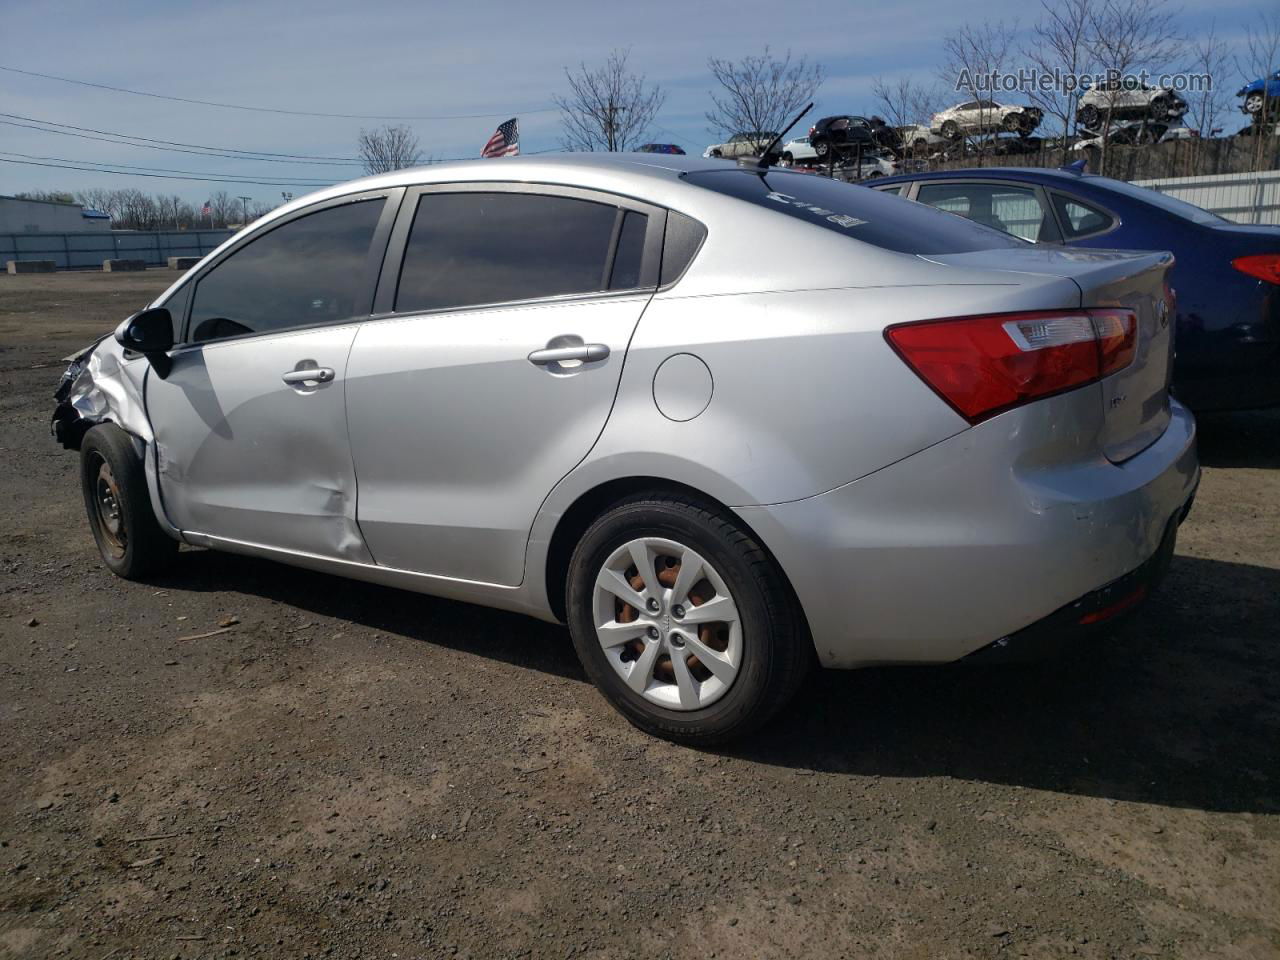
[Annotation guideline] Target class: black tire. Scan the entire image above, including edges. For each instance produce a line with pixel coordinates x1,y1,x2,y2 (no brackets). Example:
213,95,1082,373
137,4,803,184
80,423,178,580
566,494,811,745
709,149,722,158
1003,113,1022,133
940,120,959,139
814,139,829,158
1078,104,1101,131
1244,93,1263,115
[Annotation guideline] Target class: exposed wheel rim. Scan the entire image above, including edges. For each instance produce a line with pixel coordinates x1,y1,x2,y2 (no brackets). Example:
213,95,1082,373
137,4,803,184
592,537,743,711
1245,94,1262,113
91,453,126,559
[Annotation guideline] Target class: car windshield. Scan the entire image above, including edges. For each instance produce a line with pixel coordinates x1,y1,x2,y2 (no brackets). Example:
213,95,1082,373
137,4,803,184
683,169,1024,254
1087,176,1227,225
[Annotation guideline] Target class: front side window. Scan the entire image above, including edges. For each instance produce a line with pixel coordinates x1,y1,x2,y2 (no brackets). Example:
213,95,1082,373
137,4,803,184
915,181,1048,242
188,199,383,343
1051,193,1116,238
396,192,641,313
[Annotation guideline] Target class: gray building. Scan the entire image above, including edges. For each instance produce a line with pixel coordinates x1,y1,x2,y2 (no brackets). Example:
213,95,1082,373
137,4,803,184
0,194,112,233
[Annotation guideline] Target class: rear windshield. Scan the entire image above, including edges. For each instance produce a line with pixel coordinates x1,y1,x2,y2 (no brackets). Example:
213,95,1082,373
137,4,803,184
683,169,1024,254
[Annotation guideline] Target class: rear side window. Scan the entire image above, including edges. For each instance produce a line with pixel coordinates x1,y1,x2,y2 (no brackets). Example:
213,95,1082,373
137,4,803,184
396,192,633,312
684,169,1022,254
915,182,1048,242
189,198,384,343
1051,192,1116,239
660,211,708,285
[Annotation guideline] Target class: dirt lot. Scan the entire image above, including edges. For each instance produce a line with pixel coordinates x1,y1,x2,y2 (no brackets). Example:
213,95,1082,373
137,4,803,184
1,270,1277,960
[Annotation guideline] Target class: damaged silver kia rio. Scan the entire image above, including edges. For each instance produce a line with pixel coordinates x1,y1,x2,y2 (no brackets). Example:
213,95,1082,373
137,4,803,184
52,154,1199,744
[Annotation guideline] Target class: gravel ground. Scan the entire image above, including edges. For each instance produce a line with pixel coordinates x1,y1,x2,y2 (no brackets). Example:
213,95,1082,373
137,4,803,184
1,270,1278,960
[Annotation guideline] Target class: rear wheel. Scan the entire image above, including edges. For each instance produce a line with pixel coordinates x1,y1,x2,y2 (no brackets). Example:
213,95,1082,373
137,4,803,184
940,119,960,139
1079,104,1101,130
814,139,830,158
566,495,810,745
80,424,178,579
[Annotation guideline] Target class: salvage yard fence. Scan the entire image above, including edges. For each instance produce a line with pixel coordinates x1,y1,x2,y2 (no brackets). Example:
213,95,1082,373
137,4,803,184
0,229,234,270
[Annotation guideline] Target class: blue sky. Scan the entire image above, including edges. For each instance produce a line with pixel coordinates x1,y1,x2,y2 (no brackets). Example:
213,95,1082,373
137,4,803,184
0,0,1268,206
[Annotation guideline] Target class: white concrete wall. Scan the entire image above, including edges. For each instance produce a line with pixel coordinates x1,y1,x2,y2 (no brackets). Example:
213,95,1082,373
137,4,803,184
1132,170,1280,225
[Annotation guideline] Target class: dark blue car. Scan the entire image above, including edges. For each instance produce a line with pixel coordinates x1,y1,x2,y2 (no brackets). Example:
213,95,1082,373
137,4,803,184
871,167,1280,410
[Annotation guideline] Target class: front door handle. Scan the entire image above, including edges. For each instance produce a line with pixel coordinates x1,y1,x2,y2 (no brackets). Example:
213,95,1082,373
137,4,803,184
281,367,335,385
527,343,610,366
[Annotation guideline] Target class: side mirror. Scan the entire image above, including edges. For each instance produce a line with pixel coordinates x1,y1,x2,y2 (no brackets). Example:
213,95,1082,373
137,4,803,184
115,307,174,378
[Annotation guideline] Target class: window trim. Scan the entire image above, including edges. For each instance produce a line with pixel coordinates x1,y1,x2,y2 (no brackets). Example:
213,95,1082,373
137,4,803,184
1046,189,1122,242
371,181,665,318
170,187,404,349
904,178,1065,244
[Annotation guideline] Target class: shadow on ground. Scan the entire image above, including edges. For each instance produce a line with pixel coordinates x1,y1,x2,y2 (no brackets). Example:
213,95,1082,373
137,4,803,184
158,549,1279,816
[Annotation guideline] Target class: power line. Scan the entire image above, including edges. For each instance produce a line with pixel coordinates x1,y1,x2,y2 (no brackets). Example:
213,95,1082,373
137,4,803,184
0,63,559,120
0,150,343,183
0,112,364,163
2,114,562,166
0,156,334,187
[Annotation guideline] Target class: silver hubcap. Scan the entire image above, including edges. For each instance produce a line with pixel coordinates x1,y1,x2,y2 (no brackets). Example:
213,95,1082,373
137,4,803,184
592,537,743,711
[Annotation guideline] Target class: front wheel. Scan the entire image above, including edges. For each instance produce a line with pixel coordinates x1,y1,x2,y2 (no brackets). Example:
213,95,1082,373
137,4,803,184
1244,92,1264,115
1078,104,1101,130
940,120,960,139
566,495,810,745
80,424,178,579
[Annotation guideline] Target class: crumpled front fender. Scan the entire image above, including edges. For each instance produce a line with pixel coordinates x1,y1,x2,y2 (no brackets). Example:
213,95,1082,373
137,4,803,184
51,336,153,450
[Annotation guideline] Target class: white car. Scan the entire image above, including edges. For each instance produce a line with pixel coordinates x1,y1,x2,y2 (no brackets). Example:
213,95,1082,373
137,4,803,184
853,154,898,178
1077,82,1188,131
780,136,818,163
930,99,1043,138
898,124,948,153
702,131,779,159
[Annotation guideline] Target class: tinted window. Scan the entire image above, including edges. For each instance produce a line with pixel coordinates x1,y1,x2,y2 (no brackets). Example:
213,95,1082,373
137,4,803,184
189,199,383,342
1051,193,1116,238
396,192,621,312
879,185,903,196
660,211,708,285
684,169,1023,254
609,210,648,289
916,182,1048,242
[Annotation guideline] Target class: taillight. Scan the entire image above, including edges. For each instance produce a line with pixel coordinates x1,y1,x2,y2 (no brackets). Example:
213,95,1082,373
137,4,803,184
886,308,1138,424
1232,254,1280,285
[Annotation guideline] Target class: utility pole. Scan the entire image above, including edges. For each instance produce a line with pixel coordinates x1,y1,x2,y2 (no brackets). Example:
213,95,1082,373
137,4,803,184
238,195,251,225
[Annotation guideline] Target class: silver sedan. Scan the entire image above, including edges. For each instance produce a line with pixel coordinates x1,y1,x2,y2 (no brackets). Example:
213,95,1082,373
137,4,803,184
53,154,1199,744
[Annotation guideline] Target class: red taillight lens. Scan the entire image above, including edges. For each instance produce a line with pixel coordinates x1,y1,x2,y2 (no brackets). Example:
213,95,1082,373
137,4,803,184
886,309,1138,424
1232,254,1280,285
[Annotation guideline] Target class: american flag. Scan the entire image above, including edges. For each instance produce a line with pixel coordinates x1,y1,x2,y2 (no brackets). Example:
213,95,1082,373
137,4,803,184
201,200,211,215
481,118,519,158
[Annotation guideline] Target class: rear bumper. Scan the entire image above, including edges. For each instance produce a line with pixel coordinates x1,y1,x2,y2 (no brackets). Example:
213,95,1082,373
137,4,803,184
962,494,1191,663
736,394,1199,668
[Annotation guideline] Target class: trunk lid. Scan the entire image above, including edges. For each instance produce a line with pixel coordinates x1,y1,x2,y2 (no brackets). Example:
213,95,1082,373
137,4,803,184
921,246,1176,461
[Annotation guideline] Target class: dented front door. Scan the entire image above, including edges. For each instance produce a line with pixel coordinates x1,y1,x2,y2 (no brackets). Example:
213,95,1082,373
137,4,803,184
146,324,372,562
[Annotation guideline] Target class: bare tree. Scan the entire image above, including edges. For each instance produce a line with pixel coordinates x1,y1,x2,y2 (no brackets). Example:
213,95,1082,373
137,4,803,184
872,75,945,152
1087,0,1183,172
1186,21,1231,138
705,47,824,140
554,49,665,152
941,21,1021,160
356,124,423,175
209,191,237,229
1026,0,1096,145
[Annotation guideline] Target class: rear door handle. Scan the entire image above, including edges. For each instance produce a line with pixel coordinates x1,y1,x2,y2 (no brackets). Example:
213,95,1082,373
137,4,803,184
527,343,610,365
281,367,335,384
